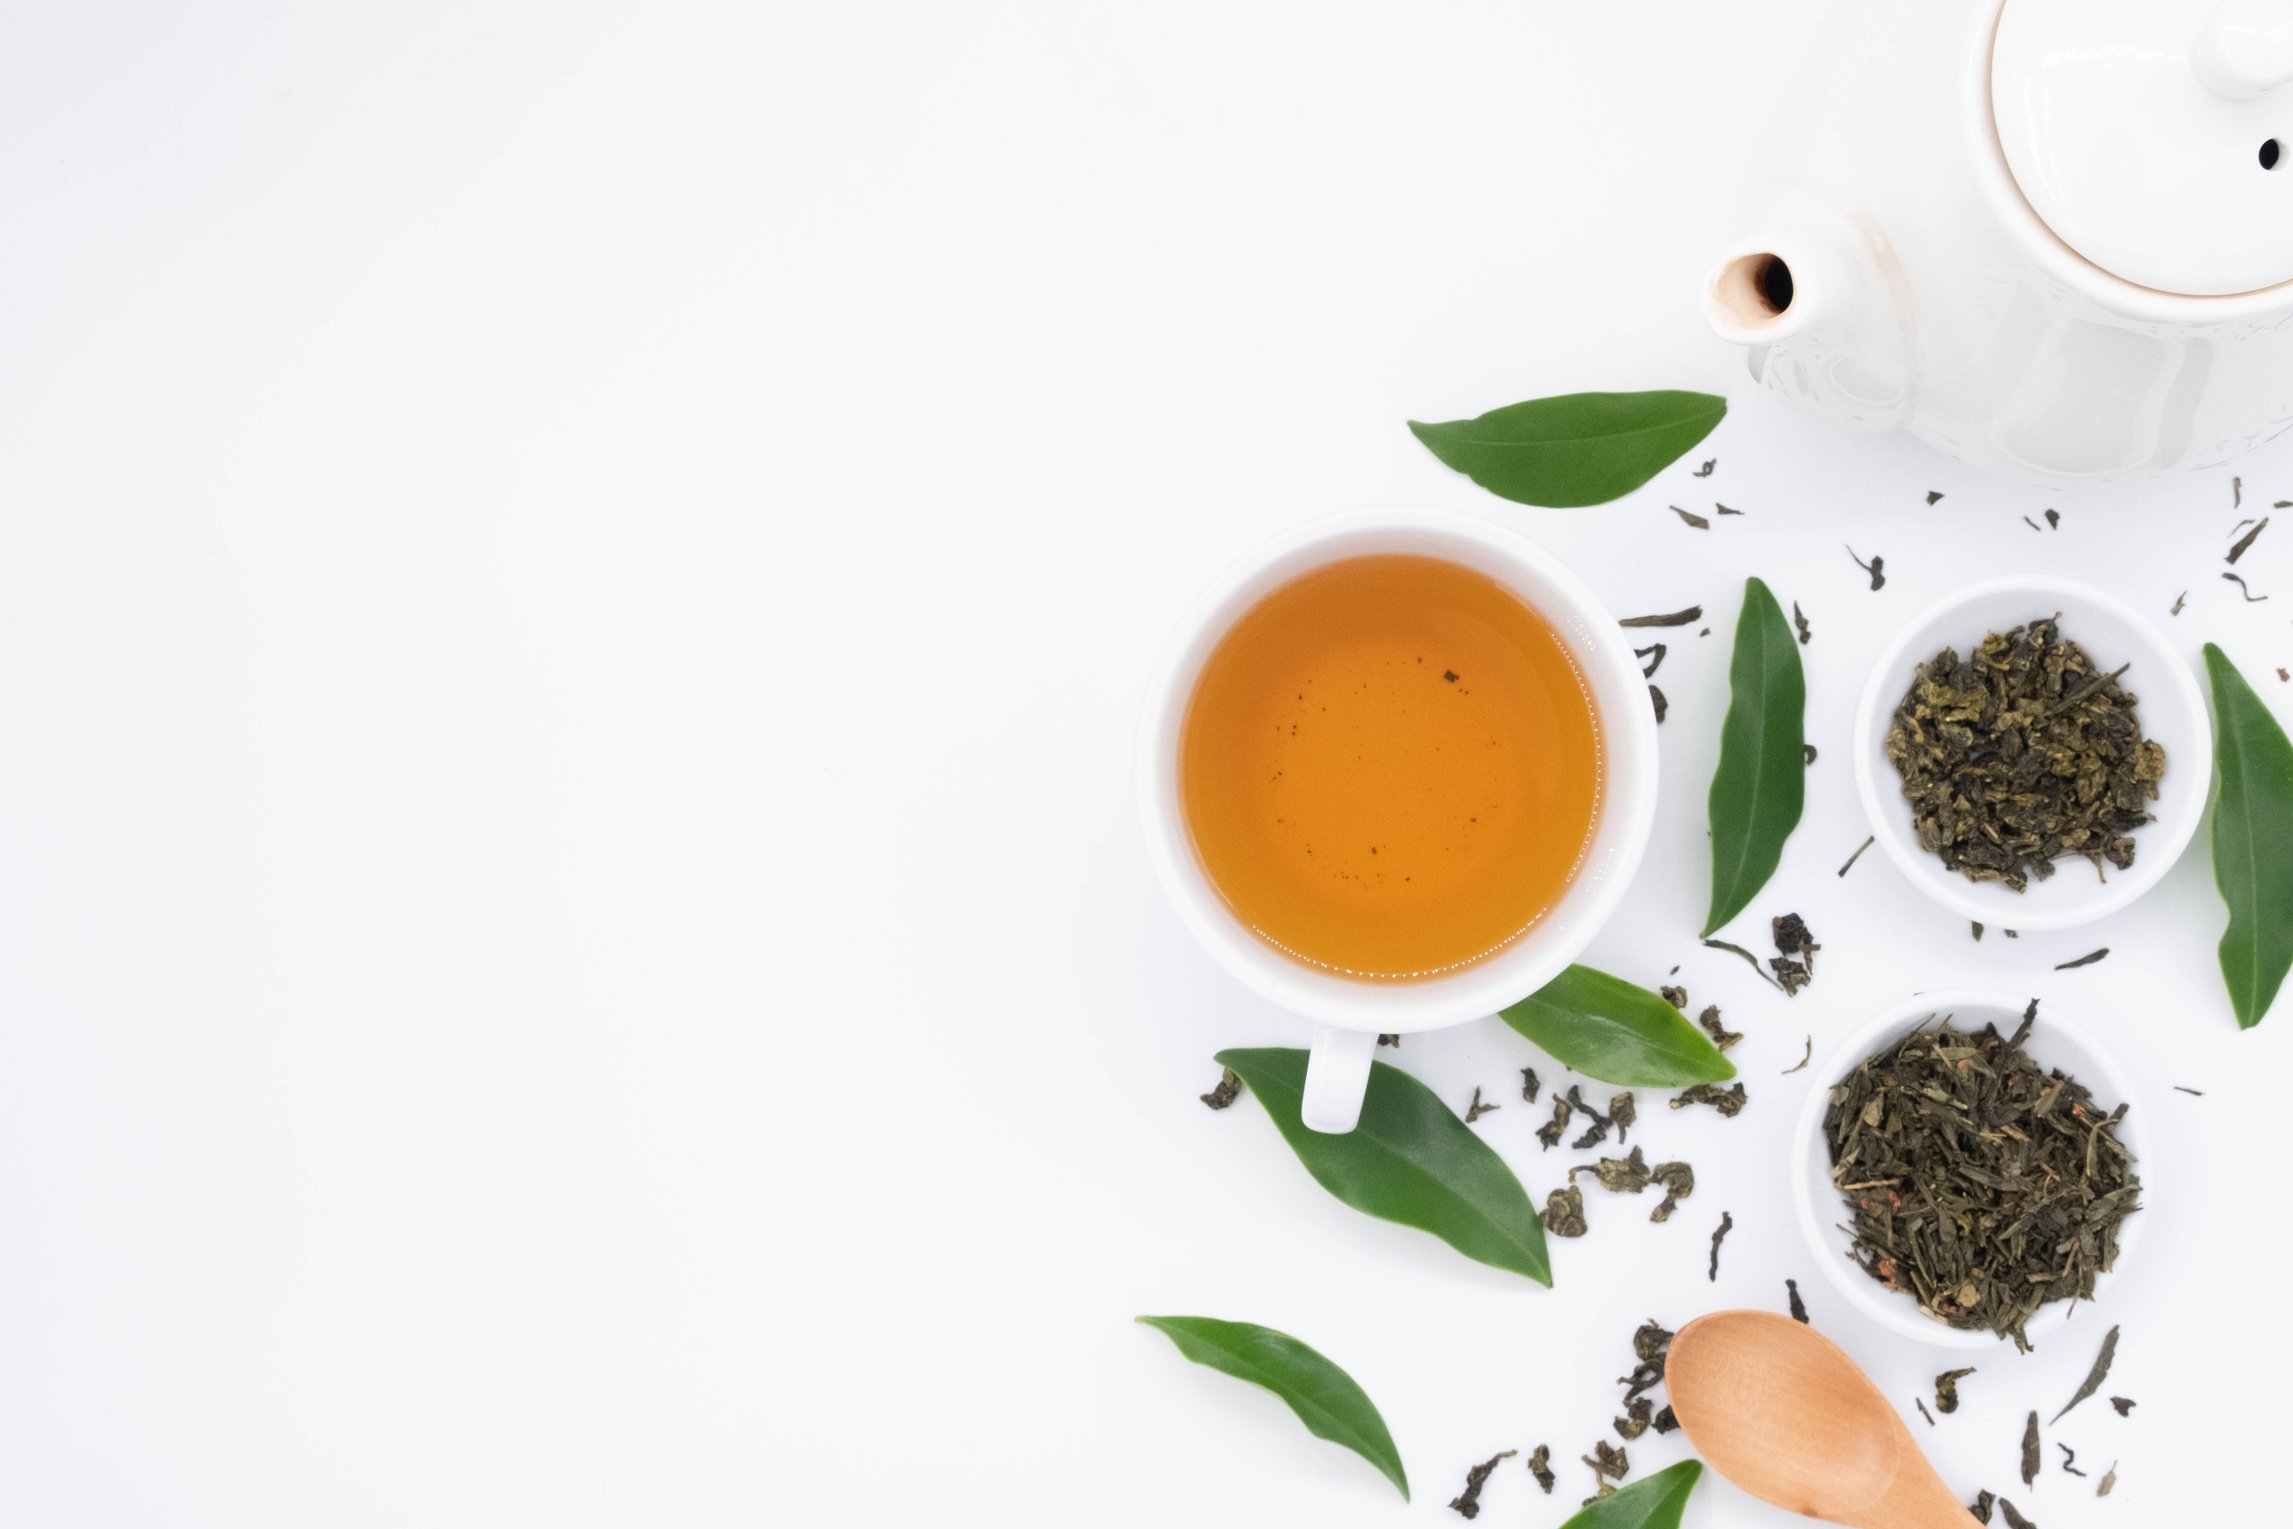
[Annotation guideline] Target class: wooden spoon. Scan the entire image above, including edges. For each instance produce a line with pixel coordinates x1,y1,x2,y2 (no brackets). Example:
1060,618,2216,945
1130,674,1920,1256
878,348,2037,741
1666,1310,1978,1528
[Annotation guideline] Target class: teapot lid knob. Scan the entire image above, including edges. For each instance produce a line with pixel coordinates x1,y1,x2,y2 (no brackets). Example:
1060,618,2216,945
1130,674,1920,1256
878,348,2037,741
1995,0,2293,294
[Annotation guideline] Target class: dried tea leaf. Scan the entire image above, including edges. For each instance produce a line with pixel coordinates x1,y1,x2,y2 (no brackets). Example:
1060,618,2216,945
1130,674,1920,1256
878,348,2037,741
1536,1097,1573,1150
1916,1399,1936,1427
1999,1500,2035,1529
1970,1490,1996,1524
1707,1208,1732,1278
1450,1448,1516,1519
1847,545,1886,590
1609,1092,1637,1144
1820,1009,2140,1344
1543,1185,1588,1238
1782,1037,1812,1074
2057,1443,2083,1477
1696,1006,1741,1052
1572,1144,1653,1195
1668,505,1709,530
1528,1445,1555,1493
1652,1407,1677,1435
2110,1396,2134,1416
1936,1367,1976,1415
1614,1398,1652,1441
1620,607,1703,629
2097,1464,2117,1497
1837,835,1875,877
2051,1325,2118,1422
1201,1068,1242,1109
1671,1082,1747,1117
1652,1162,1695,1224
1884,618,2163,891
2021,1412,2040,1487
2053,948,2108,970
1786,1278,1808,1322
1520,1067,1541,1104
1465,1087,1500,1124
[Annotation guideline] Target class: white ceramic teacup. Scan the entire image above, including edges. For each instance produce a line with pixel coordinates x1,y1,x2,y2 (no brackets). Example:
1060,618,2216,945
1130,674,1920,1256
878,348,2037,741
1138,508,1659,1133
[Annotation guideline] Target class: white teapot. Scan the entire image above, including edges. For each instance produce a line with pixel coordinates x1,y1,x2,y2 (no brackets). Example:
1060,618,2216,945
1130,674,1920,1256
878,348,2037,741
1704,0,2293,480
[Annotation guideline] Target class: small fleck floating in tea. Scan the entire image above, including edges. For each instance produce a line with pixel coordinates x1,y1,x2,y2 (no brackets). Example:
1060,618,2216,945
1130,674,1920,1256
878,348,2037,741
1448,1448,1516,1520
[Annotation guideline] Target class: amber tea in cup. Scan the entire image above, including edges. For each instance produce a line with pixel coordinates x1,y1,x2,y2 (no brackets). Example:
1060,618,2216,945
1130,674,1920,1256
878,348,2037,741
1179,553,1603,981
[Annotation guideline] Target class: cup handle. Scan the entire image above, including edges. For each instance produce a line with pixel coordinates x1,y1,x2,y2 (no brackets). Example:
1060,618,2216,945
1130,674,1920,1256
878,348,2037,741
1301,1026,1378,1133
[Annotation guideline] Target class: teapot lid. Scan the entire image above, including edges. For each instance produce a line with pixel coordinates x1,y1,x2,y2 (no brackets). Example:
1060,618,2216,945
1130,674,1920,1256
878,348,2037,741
1993,0,2293,295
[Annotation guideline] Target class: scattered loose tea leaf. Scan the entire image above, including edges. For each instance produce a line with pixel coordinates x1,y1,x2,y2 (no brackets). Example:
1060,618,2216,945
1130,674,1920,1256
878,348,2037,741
1716,502,1743,516
1501,967,1737,1087
1769,912,1817,995
1822,1005,2140,1345
1707,1209,1732,1278
1465,1087,1500,1124
1614,1398,1652,1441
2023,515,2044,532
1610,1092,1637,1144
1408,391,1727,507
2203,643,2293,1027
1671,1082,1747,1117
1652,1407,1677,1435
1554,1460,1701,1529
1916,1398,1936,1427
2174,1084,2202,1096
1636,643,1668,679
2236,474,2244,508
1377,1034,1400,1047
1782,1036,1812,1074
2225,570,2268,600
1838,835,1875,877
1668,505,1709,530
1659,985,1687,1010
1973,921,1984,941
2051,1324,2118,1423
1449,1448,1516,1519
1543,1184,1588,1238
2097,1464,2116,1497
1651,1161,1695,1223
1573,1144,1653,1195
1137,1315,1409,1500
1620,1320,1671,1401
1694,1006,1741,1053
2110,1397,2134,1416
1705,577,1806,934
1786,1278,1808,1323
1520,1067,1541,1104
1885,617,2163,891
1649,685,1668,724
1582,1440,1629,1495
1216,1049,1552,1284
1528,1445,1555,1493
1936,1368,1975,1414
1702,937,1786,993
1928,490,1945,505
1201,1068,1242,1109
1536,1096,1574,1150
2044,508,2060,529
2057,1443,2083,1477
1621,607,1703,629
1792,601,1812,646
1567,1085,1614,1151
2229,516,2271,564
1847,545,1886,590
2053,948,2109,970
2231,516,2255,539
1971,1489,1996,1523
1804,744,1817,765
1999,1498,2035,1529
1693,459,1716,478
2171,590,2187,616
2021,1412,2040,1486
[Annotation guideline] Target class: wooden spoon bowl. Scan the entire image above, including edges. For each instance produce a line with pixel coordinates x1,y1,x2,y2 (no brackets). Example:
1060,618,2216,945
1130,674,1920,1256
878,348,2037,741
1666,1311,1978,1529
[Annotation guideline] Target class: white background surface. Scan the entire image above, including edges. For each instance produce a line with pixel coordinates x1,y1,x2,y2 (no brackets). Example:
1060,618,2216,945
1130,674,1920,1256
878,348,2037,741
3,1,2290,1523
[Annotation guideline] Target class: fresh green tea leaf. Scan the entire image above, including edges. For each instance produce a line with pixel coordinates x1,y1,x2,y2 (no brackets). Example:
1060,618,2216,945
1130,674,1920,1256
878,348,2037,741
2204,643,2293,1027
1407,391,1726,508
1136,1315,1409,1499
1704,576,1805,935
1557,1460,1702,1529
1500,966,1736,1087
1216,1048,1550,1285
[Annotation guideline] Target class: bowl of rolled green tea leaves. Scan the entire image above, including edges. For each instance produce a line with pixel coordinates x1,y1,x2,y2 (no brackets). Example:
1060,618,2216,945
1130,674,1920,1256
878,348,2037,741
1851,575,2210,931
1792,990,2150,1350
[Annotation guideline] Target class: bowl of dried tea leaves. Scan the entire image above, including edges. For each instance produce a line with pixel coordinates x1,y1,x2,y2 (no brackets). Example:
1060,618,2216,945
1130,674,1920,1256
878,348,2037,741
1792,990,2152,1350
1851,575,2209,930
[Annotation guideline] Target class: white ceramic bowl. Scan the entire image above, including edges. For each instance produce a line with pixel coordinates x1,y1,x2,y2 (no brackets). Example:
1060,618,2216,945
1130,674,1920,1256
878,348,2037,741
1851,575,2210,932
1791,990,2152,1350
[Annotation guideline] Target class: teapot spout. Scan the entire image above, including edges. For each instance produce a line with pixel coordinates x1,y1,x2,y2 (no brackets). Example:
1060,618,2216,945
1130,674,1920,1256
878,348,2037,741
1701,233,1846,346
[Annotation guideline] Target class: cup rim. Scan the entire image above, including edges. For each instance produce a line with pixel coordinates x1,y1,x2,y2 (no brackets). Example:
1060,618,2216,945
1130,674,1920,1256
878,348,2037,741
1789,988,2152,1349
1136,507,1658,1032
1850,573,2211,932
